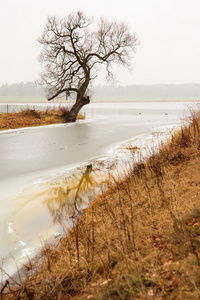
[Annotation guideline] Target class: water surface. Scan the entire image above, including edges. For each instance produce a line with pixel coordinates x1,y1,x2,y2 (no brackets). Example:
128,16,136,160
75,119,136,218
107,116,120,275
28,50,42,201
0,102,193,279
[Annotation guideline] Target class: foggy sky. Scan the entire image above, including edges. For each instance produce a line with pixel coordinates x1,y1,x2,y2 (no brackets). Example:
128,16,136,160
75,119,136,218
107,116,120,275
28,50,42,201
1,0,200,86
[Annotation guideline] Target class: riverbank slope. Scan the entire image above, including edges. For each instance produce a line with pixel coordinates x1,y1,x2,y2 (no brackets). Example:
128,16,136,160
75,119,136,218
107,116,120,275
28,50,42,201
2,109,200,299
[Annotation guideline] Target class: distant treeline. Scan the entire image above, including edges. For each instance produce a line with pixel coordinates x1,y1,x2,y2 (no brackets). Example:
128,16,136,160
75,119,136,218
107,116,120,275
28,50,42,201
0,82,44,97
94,84,200,98
1,82,200,98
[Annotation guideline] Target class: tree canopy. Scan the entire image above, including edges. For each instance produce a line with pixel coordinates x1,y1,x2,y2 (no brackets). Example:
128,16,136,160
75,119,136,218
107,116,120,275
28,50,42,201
38,11,138,121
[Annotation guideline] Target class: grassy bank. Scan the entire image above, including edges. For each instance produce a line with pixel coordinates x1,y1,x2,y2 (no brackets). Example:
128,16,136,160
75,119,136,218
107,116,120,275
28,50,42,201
0,108,85,130
1,109,200,299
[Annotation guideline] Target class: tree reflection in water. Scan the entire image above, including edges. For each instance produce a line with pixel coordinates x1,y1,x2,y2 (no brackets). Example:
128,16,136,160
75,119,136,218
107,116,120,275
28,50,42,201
43,143,134,230
43,163,108,228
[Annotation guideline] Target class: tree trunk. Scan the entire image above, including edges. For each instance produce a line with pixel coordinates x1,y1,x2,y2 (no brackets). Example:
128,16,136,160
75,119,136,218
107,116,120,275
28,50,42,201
66,96,90,122
65,73,90,122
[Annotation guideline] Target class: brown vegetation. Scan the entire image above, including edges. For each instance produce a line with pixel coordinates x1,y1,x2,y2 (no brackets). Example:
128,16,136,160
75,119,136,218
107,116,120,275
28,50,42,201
1,108,200,299
0,108,85,130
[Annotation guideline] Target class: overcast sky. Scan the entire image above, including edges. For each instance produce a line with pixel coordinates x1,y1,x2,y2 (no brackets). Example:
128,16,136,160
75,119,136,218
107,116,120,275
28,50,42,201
0,0,200,86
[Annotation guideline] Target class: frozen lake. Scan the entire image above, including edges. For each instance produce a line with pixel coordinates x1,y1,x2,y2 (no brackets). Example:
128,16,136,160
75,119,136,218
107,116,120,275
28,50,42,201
0,101,194,279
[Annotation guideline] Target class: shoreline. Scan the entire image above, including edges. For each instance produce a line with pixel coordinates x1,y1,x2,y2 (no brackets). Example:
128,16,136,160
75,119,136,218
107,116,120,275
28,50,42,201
0,128,173,284
2,111,200,298
1,106,200,298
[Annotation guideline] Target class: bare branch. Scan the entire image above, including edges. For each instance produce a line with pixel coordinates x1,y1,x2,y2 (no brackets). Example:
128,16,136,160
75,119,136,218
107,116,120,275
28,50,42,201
38,11,138,119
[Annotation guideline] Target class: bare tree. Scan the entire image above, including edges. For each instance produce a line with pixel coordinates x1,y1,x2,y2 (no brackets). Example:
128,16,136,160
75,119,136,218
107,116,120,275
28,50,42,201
38,11,138,121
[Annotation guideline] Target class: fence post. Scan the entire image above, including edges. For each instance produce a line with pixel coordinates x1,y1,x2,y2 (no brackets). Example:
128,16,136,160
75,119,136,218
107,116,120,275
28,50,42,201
7,104,8,113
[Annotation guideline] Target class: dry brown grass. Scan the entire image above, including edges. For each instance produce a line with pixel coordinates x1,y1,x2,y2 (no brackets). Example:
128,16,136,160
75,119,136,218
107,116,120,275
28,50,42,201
1,109,200,299
0,107,85,130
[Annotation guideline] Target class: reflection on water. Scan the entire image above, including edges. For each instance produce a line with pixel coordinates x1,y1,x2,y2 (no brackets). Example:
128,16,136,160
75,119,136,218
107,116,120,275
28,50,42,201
7,137,143,264
30,130,169,233
43,159,119,230
45,163,96,225
8,130,170,242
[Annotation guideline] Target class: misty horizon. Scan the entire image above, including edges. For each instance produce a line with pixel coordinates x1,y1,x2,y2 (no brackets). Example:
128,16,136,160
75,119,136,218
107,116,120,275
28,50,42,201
0,82,200,100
